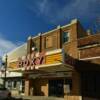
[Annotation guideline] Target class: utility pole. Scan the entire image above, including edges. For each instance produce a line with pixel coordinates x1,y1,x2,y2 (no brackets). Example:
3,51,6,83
4,54,7,88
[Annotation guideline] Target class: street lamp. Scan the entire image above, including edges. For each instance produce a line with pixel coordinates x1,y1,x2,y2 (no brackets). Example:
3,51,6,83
2,54,8,88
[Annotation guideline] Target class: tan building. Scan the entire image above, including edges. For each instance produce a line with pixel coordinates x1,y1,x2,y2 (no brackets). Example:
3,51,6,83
2,43,27,96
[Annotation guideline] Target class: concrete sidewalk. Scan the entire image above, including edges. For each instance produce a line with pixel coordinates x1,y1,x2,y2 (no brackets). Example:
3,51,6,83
14,96,64,100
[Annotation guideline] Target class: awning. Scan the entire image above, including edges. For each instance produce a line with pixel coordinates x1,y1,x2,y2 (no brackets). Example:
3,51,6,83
23,63,73,79
7,62,74,79
38,63,73,72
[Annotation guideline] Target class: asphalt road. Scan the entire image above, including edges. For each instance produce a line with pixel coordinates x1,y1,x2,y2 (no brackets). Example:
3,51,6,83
1,97,23,100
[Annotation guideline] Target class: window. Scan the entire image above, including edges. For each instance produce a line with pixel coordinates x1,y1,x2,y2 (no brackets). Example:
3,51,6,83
65,79,72,94
32,40,39,51
49,80,64,97
22,80,25,93
7,81,12,89
13,81,17,88
45,36,53,48
62,32,70,43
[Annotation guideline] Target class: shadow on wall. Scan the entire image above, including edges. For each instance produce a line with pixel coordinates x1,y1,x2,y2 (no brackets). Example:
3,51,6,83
65,55,100,100
74,59,100,100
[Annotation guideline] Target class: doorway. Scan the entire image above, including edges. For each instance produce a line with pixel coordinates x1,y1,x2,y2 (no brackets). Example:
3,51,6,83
49,79,64,97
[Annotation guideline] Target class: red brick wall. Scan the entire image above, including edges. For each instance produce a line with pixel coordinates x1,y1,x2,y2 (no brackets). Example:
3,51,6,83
79,46,100,59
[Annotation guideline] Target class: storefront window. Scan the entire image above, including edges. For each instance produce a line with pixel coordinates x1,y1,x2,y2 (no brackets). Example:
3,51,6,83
7,81,12,89
65,79,72,94
49,79,64,97
22,80,25,93
13,81,17,88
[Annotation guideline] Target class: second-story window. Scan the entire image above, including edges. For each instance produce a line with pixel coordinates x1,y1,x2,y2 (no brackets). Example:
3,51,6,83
62,32,70,43
45,35,53,48
32,40,40,52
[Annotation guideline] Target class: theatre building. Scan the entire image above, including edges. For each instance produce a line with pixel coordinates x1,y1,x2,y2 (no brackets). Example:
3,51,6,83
4,19,100,100
17,19,87,98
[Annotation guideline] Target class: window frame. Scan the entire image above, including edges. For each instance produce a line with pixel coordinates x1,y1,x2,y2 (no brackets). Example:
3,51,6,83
45,35,53,49
62,31,70,43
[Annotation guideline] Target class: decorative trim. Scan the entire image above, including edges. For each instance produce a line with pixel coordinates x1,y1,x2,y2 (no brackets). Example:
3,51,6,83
46,49,62,55
78,44,100,50
27,36,32,40
80,56,100,60
36,63,62,68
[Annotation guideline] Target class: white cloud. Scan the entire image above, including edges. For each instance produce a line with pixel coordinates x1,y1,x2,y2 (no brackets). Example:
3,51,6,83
36,0,48,14
27,0,50,16
27,0,100,24
0,34,23,56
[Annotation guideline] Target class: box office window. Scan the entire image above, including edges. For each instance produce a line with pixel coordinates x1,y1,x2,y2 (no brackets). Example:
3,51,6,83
45,35,53,48
62,32,70,43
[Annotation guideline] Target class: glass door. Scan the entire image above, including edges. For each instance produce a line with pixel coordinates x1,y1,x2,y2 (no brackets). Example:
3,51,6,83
49,79,64,97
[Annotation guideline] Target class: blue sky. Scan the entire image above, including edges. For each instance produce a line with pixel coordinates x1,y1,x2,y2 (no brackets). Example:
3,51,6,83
0,0,99,56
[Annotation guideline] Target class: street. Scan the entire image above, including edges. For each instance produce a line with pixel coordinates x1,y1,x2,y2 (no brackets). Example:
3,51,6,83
12,96,64,100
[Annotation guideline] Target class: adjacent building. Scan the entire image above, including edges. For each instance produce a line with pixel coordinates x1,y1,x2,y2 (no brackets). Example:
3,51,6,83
2,43,27,95
77,33,100,100
22,19,87,98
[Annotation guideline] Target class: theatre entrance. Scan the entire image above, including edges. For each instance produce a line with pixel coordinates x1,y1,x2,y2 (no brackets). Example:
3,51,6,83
48,79,64,97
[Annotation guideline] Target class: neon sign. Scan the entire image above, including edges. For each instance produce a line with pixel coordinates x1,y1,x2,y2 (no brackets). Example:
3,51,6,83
18,51,45,70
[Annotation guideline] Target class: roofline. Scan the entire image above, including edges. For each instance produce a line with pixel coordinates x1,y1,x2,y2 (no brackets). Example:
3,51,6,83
78,33,100,40
29,19,78,38
78,43,100,50
42,19,78,36
6,43,27,56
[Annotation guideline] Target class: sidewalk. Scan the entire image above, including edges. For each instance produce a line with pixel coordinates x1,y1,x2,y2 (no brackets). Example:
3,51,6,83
14,96,64,100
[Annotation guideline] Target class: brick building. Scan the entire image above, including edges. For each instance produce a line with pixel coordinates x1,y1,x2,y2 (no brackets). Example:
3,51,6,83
76,33,100,100
22,19,87,98
4,19,100,100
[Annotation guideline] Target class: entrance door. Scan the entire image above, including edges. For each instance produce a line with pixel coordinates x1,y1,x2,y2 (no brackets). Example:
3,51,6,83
49,79,64,97
81,72,100,99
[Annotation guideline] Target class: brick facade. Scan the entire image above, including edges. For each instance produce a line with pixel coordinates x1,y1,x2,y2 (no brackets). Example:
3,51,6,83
78,33,100,64
24,19,88,99
6,19,100,100
77,33,100,100
79,46,100,59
